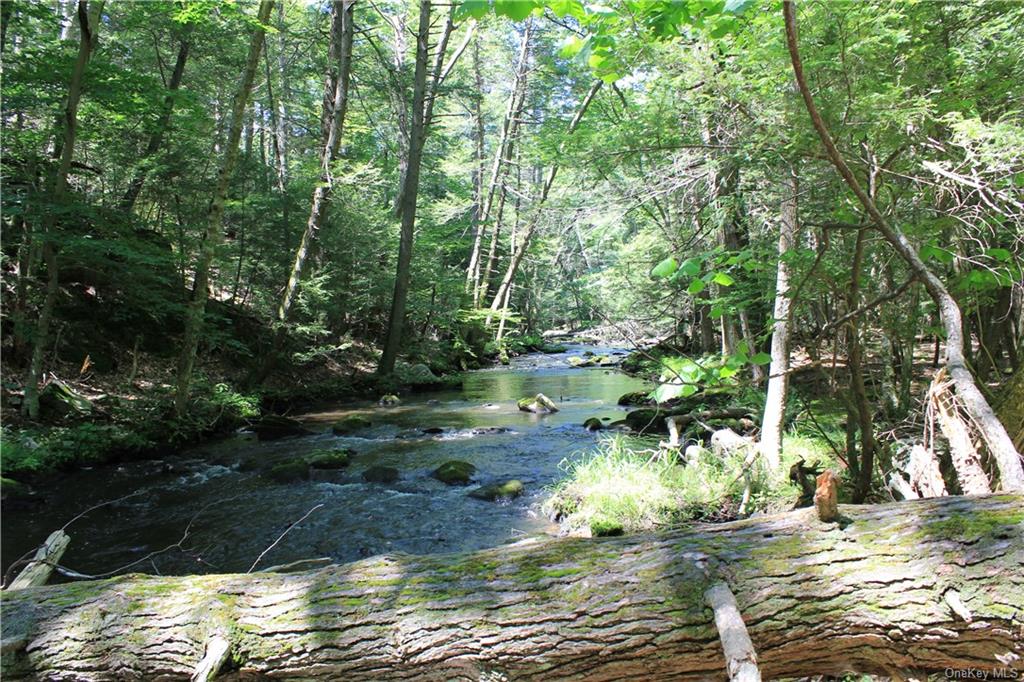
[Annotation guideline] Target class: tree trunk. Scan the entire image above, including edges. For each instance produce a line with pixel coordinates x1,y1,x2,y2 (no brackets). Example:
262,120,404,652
173,0,274,416
377,0,432,376
119,31,191,213
997,365,1024,452
783,1,1024,492
759,170,798,469
2,495,1021,680
22,0,104,419
277,0,353,323
485,80,602,327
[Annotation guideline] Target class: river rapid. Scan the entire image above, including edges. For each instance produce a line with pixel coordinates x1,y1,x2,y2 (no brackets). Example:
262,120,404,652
2,346,650,579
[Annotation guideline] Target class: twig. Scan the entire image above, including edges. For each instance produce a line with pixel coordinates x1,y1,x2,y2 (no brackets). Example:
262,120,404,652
248,504,324,574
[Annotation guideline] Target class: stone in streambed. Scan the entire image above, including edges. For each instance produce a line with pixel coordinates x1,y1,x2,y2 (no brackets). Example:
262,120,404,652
332,415,372,435
470,479,524,501
583,418,604,431
252,415,313,441
432,460,476,485
266,460,310,483
518,393,559,414
363,466,400,484
307,448,353,469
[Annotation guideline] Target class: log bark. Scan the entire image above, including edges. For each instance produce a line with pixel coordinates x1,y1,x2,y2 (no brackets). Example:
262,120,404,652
2,495,1022,680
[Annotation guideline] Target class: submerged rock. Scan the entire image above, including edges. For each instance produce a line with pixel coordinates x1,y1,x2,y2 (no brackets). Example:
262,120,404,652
469,426,511,435
469,479,524,501
266,460,310,483
422,427,445,435
253,415,313,441
518,393,559,414
362,466,400,484
378,394,401,406
331,415,372,435
307,448,353,469
583,418,604,431
432,460,476,485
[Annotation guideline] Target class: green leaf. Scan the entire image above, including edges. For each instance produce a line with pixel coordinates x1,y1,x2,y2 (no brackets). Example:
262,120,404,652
709,305,724,318
985,248,1012,262
712,272,735,286
547,0,585,18
688,279,707,295
920,244,955,264
651,256,678,278
679,258,702,277
751,352,772,365
454,0,491,20
724,0,755,14
494,0,536,21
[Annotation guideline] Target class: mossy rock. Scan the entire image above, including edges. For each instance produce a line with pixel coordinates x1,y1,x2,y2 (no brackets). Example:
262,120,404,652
518,393,559,414
432,460,476,485
589,514,624,537
469,479,524,501
1,477,33,501
266,460,310,483
624,408,669,434
253,415,312,441
567,356,588,367
617,391,652,407
378,394,401,406
583,418,604,432
307,448,353,469
362,466,399,484
332,415,372,435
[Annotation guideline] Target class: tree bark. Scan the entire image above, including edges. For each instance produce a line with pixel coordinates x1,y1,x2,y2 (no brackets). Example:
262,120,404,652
783,0,1024,492
2,494,1021,680
173,0,274,416
22,0,104,419
377,0,432,376
759,170,798,469
277,0,354,323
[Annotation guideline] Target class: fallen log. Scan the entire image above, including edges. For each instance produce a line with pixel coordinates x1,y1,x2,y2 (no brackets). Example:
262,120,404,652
1,495,1022,680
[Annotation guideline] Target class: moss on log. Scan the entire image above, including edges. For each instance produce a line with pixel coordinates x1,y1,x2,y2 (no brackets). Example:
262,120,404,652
1,495,1022,680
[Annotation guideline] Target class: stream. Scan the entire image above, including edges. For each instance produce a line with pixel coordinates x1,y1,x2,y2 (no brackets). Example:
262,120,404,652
2,346,650,579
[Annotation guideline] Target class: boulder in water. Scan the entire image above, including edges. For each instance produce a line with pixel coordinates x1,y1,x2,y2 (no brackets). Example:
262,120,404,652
331,415,371,435
432,460,476,485
583,418,604,432
617,391,652,407
469,479,524,501
517,393,559,414
378,394,401,406
362,466,400,484
470,426,511,436
253,415,313,441
307,448,353,469
266,460,310,483
422,427,445,435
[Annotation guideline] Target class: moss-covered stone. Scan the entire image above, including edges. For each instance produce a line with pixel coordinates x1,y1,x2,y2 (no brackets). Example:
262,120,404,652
470,479,524,501
618,391,652,407
362,466,399,484
589,514,624,537
266,460,310,483
433,460,476,485
332,415,372,435
307,448,353,469
378,394,400,406
1,477,33,501
583,418,604,432
518,393,558,414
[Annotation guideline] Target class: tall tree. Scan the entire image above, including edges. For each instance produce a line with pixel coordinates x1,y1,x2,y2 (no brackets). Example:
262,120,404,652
22,0,105,419
277,0,354,323
174,0,274,416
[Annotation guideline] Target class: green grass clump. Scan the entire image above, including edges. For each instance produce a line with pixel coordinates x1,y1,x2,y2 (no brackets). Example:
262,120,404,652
544,434,811,535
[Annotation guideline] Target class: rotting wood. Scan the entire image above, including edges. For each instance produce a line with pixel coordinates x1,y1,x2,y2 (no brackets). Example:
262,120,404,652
6,530,70,591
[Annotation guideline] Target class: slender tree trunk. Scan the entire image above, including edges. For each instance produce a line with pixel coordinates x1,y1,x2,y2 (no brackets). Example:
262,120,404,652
466,21,531,304
277,0,353,323
846,228,877,503
377,0,432,376
119,32,191,213
22,0,104,419
759,170,798,469
173,0,274,416
485,80,602,326
783,1,1024,492
2,495,1020,680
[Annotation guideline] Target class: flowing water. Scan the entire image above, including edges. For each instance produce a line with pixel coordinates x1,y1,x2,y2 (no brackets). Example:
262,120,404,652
2,346,650,579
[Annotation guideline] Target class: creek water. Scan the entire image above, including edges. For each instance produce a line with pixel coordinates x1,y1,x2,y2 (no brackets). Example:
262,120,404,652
2,346,650,580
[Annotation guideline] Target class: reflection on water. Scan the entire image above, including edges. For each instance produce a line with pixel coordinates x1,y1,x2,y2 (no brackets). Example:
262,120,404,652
2,346,649,578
